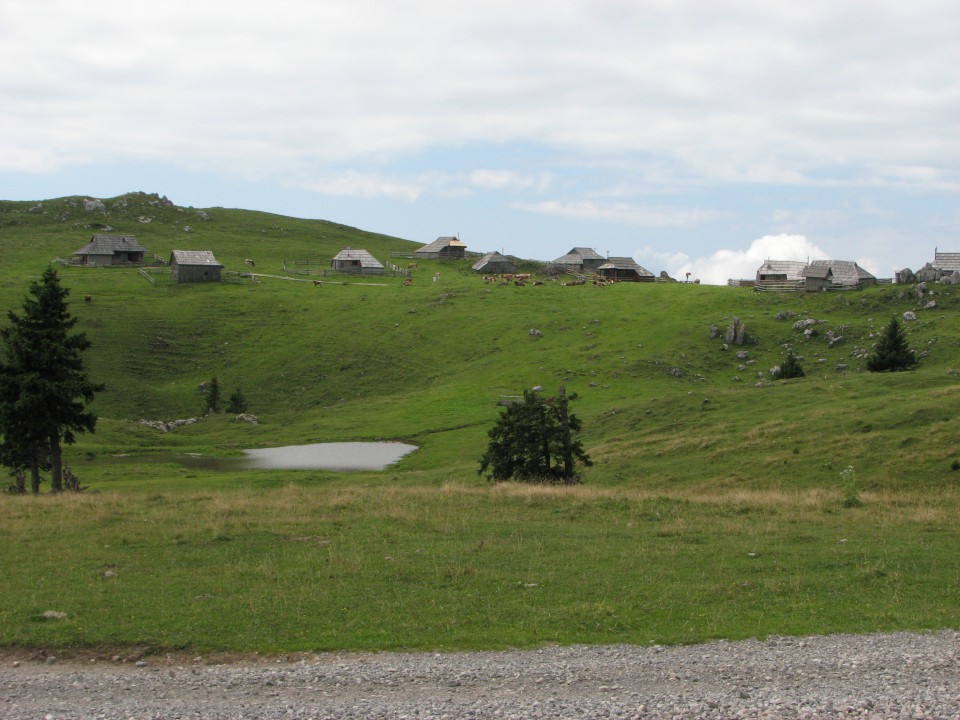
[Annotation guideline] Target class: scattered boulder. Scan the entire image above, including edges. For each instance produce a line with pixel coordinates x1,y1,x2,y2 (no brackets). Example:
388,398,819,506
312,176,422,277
183,225,193,233
196,210,211,221
916,263,939,283
804,327,818,338
924,300,937,310
792,318,818,332
903,311,918,322
916,282,927,299
83,198,105,212
139,418,199,433
42,611,68,620
774,311,797,320
735,350,749,361
709,324,720,339
233,413,258,424
825,331,844,347
898,268,916,284
725,317,749,345
669,367,683,377
528,328,543,337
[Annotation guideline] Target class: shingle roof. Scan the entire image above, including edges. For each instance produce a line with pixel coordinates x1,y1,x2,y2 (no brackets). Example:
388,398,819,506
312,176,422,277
597,257,654,276
806,259,875,285
553,247,604,265
74,234,148,255
934,252,960,272
415,236,467,254
801,264,832,279
756,260,807,280
170,250,222,267
471,251,515,271
331,248,384,268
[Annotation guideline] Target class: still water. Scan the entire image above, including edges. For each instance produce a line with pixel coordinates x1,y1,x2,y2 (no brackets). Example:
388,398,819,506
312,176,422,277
150,442,417,472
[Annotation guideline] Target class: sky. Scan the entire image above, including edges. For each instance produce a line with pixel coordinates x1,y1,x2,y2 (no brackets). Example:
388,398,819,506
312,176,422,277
1,0,957,284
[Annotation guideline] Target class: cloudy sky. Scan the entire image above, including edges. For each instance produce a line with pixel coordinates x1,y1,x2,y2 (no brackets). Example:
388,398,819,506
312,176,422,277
2,0,957,283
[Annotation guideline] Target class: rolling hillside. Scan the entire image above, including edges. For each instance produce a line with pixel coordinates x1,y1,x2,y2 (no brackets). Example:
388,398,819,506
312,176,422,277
0,191,958,490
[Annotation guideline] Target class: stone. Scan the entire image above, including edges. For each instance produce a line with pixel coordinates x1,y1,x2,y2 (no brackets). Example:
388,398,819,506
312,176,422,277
233,414,258,424
725,317,748,345
709,324,720,339
903,311,918,322
83,198,105,211
793,318,818,332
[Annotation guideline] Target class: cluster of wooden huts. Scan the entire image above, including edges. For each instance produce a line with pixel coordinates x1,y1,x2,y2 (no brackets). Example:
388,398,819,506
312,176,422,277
753,259,878,291
73,235,224,283
71,232,953,289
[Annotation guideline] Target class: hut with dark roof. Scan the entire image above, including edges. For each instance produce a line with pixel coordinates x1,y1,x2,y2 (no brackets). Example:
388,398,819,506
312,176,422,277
472,251,517,275
331,248,385,275
597,257,655,282
73,234,149,267
414,236,468,259
170,250,223,283
551,247,606,273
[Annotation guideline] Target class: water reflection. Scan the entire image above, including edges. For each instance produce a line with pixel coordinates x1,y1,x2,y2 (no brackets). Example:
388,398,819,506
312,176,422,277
122,442,417,472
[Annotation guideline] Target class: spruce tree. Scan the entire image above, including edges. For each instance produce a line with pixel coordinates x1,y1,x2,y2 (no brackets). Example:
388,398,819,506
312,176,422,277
0,268,104,492
779,351,806,379
205,376,222,413
478,386,591,484
227,387,248,414
866,316,918,372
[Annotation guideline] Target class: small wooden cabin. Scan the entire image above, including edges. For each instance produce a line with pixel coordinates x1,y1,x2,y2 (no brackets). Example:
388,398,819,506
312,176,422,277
331,248,385,275
597,257,655,282
73,234,148,266
414,236,468,259
801,264,833,291
170,250,223,283
551,247,606,273
472,251,517,275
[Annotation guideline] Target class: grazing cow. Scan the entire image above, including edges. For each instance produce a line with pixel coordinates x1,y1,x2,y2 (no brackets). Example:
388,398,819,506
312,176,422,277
515,273,531,281
313,280,323,287
501,274,514,281
244,258,255,268
407,263,418,270
514,279,525,286
84,295,92,303
403,278,413,286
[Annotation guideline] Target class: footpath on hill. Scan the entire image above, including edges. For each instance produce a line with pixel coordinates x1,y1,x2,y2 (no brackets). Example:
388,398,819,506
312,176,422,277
2,630,958,719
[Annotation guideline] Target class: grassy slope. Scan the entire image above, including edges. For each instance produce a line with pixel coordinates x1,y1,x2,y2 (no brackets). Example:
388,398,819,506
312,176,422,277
0,192,957,651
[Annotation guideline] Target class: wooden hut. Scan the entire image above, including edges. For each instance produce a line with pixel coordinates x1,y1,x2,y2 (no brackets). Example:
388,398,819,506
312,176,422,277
73,234,148,267
414,236,467,259
331,248,385,275
551,247,606,273
472,251,517,274
756,260,806,282
805,260,876,288
597,257,655,282
170,250,223,283
800,263,833,291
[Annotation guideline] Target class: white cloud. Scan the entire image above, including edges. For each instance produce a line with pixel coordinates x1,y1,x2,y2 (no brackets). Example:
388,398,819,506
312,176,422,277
0,0,956,193
298,172,428,202
469,170,552,193
514,200,725,227
655,234,830,285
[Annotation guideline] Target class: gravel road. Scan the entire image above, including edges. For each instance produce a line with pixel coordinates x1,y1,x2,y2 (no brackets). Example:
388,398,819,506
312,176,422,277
2,630,958,719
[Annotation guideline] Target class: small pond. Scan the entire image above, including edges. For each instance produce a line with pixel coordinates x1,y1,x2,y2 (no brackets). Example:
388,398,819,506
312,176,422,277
115,442,418,472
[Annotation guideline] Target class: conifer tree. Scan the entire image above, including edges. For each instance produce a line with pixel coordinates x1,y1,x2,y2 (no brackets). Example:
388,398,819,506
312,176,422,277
478,386,591,484
0,268,104,492
866,316,918,372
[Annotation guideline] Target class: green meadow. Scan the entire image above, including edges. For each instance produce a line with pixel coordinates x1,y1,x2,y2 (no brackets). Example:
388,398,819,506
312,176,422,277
0,192,957,653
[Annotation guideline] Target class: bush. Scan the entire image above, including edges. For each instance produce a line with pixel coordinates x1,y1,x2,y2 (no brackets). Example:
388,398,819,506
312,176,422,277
779,352,806,379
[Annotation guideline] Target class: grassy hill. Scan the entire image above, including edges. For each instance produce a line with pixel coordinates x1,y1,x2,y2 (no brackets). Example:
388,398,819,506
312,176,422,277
0,192,957,653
